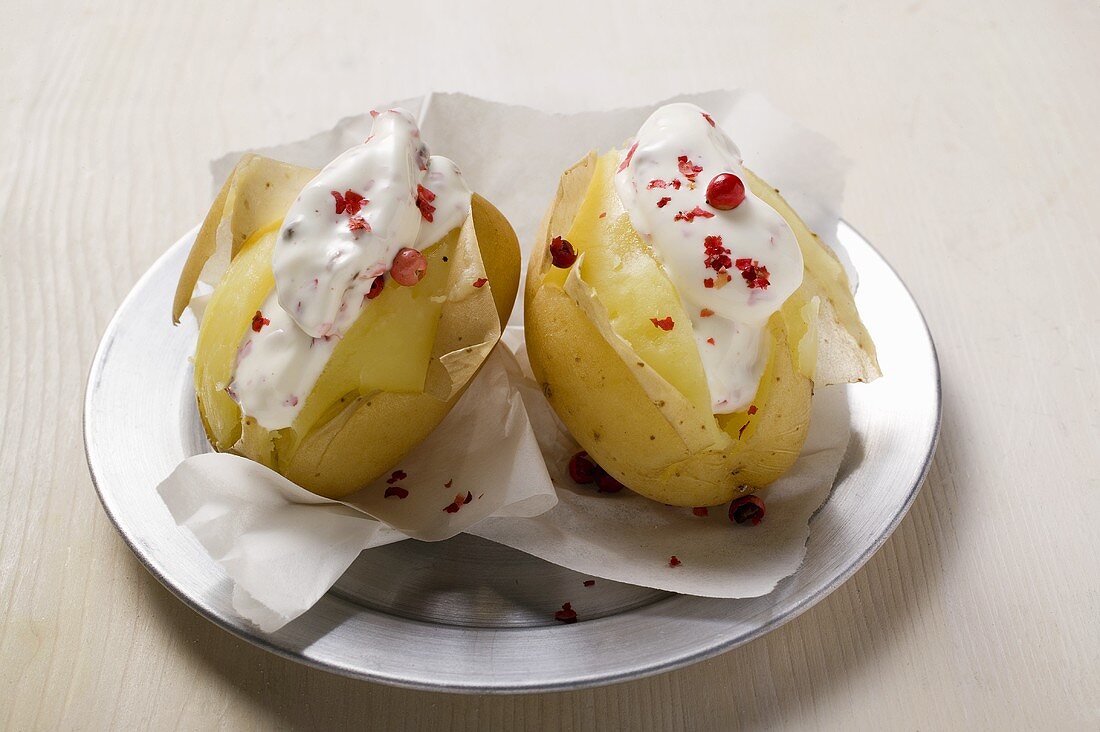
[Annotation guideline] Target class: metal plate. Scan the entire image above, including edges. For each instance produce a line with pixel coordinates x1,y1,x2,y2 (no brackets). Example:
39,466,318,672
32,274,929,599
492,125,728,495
84,222,939,693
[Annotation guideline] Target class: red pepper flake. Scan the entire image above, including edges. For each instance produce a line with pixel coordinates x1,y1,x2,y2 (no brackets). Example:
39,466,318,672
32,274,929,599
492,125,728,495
384,486,409,499
444,478,453,488
677,155,703,182
617,141,638,172
692,507,709,517
735,258,771,289
443,492,467,513
554,602,578,624
369,109,380,118
668,555,682,567
331,189,367,215
251,311,270,332
386,470,407,484
598,211,607,219
463,491,473,505
700,308,714,317
583,580,596,587
650,316,675,331
568,452,599,484
550,235,578,268
348,215,370,233
415,184,436,222
729,495,766,525
706,173,746,211
706,337,715,345
738,421,749,439
391,247,428,286
673,206,714,223
704,278,715,288
702,112,716,127
656,196,672,208
747,404,758,415
703,234,732,274
472,277,488,288
366,275,385,300
648,178,682,190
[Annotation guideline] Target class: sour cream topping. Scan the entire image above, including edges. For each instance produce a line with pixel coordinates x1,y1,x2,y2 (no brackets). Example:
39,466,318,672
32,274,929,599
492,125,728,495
614,103,804,413
229,108,472,430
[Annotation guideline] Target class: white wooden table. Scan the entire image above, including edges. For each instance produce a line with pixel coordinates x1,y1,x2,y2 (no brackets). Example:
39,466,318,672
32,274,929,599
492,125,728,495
3,1,1098,728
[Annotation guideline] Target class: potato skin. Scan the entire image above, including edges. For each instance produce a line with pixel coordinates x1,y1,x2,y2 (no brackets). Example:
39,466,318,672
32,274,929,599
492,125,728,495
190,168,521,499
524,156,815,507
280,195,520,499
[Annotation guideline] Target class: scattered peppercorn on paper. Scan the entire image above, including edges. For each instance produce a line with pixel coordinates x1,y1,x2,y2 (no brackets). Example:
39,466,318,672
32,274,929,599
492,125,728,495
161,91,854,632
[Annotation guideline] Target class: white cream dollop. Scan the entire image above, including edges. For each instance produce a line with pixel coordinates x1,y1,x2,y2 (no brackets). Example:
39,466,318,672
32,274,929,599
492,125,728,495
614,103,804,413
229,109,472,430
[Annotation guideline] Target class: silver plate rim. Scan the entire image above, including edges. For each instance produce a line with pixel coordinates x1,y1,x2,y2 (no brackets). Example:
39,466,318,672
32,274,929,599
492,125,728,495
84,220,940,693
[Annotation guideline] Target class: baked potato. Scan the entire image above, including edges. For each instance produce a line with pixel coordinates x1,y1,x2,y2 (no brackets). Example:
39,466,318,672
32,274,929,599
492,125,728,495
525,104,879,507
174,111,520,499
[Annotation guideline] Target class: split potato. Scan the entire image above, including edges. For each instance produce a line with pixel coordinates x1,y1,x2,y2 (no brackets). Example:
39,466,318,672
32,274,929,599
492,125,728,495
525,151,879,507
176,154,520,498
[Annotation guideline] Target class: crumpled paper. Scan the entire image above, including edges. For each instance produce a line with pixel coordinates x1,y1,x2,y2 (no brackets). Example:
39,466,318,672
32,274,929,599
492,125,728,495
159,346,557,631
162,90,855,631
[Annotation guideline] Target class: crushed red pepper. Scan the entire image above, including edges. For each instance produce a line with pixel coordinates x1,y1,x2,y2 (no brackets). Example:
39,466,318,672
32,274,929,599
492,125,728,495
656,196,672,208
386,470,407,484
331,189,367,215
702,112,716,127
348,215,370,233
443,492,469,513
554,602,578,624
251,311,270,332
735,258,771,289
650,316,675,331
677,155,703,182
703,234,732,274
648,178,682,190
748,405,758,415
583,580,596,587
668,555,682,567
700,308,714,317
415,184,436,222
673,206,714,223
618,142,639,172
472,277,488,288
384,486,409,499
692,507,709,517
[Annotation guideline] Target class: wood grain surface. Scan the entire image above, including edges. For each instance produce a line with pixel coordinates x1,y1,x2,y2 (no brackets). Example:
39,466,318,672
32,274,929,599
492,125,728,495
2,1,1098,729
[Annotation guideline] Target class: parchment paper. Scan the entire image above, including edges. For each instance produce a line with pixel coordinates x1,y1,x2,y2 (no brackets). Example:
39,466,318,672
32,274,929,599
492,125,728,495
162,91,854,631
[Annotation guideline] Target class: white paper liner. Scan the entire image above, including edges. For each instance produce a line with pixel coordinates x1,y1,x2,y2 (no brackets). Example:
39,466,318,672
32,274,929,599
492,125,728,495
161,90,855,631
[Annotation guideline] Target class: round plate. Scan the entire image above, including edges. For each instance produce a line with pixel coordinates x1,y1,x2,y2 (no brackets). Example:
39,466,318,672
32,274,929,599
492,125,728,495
84,222,939,693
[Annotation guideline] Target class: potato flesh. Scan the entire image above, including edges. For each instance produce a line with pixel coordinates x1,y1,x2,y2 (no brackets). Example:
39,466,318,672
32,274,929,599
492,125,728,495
194,221,456,470
194,222,280,451
277,233,456,466
554,152,713,414
527,152,827,505
561,152,811,450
